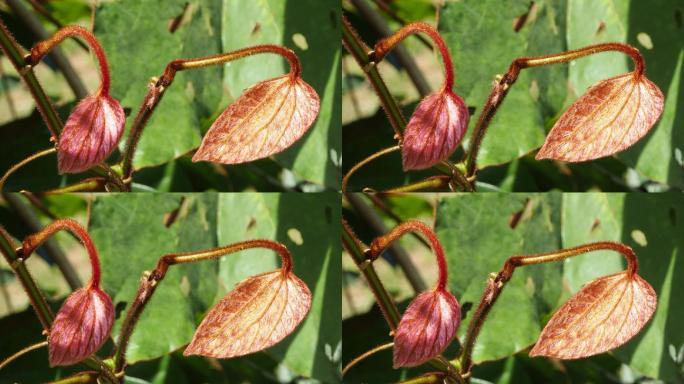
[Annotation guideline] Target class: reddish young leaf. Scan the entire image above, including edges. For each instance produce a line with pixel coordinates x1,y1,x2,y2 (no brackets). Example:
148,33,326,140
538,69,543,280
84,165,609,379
536,72,664,162
530,271,657,359
393,289,461,368
48,285,114,366
57,93,125,174
192,74,320,164
402,90,469,171
184,270,312,358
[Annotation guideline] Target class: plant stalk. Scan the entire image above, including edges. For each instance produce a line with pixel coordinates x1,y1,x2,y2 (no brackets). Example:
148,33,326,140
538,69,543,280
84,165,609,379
0,19,62,139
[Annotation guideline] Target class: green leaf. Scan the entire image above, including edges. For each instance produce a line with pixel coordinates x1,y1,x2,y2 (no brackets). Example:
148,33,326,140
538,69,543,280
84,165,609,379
216,193,341,382
94,0,222,170
438,0,567,169
90,194,219,363
560,193,684,381
221,0,341,188
435,193,563,363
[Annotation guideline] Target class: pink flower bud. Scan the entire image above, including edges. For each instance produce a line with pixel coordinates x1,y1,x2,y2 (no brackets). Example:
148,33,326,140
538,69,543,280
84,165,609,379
393,288,461,368
48,285,114,366
57,93,125,174
402,90,469,171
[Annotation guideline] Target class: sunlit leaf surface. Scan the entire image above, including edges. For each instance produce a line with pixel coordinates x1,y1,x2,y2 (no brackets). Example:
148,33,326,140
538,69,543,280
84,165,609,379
530,271,657,359
536,73,664,162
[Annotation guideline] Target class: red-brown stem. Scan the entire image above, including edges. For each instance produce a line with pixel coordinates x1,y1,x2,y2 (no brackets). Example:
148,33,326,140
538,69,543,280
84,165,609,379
465,42,645,177
21,219,101,287
506,42,644,80
158,44,301,87
370,22,454,91
152,239,293,280
27,26,111,94
369,220,448,291
113,239,293,374
459,241,639,373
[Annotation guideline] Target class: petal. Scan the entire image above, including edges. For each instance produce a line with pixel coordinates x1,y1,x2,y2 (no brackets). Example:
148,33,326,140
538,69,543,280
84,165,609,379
402,90,469,171
184,270,312,358
393,289,461,368
57,93,125,174
530,271,657,359
192,75,320,164
48,286,114,366
536,72,664,162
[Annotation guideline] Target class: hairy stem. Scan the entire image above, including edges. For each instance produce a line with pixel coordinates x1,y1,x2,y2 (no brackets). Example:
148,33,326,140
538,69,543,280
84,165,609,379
465,42,645,177
369,220,448,291
342,14,405,139
0,19,62,138
22,219,101,287
459,241,639,373
159,44,300,86
342,342,394,376
0,225,54,330
27,25,111,94
342,218,400,329
113,240,292,375
370,22,454,91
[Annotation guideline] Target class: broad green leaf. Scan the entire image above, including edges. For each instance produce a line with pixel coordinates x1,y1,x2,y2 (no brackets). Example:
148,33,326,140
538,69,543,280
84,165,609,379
216,193,341,383
435,194,563,363
95,0,222,170
561,193,684,381
90,194,219,363
566,0,684,188
221,0,341,188
438,0,567,169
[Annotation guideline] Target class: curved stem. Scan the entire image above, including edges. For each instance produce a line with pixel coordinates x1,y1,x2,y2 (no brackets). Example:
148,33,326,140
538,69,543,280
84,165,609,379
370,22,454,90
465,42,645,177
0,19,62,138
22,219,101,287
113,240,292,374
159,44,301,86
153,239,293,279
27,25,111,94
342,342,394,376
459,241,639,373
369,220,448,291
342,218,401,330
342,15,405,139
507,42,644,80
342,145,400,193
47,371,99,384
42,178,108,194
0,340,48,370
0,148,56,193
385,176,451,193
0,225,54,330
